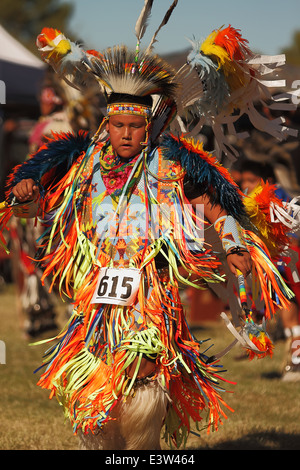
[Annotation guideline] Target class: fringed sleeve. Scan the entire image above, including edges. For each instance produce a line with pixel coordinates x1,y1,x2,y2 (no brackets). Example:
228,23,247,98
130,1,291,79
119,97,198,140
0,131,92,253
5,130,91,200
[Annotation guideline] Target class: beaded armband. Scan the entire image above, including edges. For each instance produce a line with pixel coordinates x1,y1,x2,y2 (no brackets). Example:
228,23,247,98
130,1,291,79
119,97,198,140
214,215,248,254
11,197,39,219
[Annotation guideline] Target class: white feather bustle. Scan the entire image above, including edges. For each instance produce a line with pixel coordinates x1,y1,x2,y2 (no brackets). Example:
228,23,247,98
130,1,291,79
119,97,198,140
78,378,169,450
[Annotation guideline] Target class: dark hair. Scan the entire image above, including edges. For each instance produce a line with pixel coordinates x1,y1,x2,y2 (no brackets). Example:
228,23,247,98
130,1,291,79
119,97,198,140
241,159,276,182
107,93,153,107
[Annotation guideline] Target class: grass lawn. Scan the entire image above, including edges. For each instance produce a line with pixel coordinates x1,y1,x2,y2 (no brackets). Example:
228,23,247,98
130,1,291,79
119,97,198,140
0,283,300,450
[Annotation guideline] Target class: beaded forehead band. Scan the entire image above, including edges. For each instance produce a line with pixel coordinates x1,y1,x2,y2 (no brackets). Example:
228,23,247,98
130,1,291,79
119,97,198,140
107,103,152,118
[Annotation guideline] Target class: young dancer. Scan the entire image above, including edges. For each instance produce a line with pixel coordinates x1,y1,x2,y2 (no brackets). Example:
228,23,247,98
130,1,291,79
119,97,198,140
1,1,297,450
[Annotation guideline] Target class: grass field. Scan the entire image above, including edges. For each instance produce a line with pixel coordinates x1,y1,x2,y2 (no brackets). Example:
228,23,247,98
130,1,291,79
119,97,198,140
0,282,300,451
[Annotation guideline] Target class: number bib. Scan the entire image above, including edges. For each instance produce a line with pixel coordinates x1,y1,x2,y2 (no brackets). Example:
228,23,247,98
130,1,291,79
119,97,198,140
92,267,141,306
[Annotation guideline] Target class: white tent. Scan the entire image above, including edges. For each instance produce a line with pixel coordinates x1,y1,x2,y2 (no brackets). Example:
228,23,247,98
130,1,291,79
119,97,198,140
0,25,45,105
0,26,46,199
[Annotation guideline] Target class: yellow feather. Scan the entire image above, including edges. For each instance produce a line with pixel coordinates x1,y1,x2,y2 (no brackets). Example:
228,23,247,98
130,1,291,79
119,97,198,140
48,39,71,59
200,31,228,69
201,30,250,92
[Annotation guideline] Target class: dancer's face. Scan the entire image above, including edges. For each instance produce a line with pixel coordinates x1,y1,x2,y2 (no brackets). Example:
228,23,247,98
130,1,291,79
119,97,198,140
240,171,261,194
106,114,147,159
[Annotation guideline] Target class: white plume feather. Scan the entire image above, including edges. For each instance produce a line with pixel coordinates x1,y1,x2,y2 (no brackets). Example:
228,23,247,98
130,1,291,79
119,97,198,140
135,0,154,42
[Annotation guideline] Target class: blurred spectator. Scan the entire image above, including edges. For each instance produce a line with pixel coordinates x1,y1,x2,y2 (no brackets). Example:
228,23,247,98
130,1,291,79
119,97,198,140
11,74,75,338
240,158,300,381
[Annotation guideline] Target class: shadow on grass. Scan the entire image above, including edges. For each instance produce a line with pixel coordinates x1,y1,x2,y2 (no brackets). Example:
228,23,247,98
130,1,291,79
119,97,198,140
261,370,283,380
195,430,300,450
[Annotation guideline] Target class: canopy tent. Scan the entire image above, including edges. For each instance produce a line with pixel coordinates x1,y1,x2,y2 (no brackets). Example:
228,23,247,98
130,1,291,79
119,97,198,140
0,24,45,105
0,26,46,201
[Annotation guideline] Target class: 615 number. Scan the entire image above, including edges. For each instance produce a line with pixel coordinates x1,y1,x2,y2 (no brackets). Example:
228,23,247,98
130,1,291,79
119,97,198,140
97,275,133,300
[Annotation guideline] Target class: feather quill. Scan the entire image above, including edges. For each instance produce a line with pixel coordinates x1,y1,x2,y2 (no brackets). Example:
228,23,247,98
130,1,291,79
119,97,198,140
135,0,154,42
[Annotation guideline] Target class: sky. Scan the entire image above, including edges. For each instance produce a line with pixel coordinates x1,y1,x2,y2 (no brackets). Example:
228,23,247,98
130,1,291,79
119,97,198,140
60,0,300,56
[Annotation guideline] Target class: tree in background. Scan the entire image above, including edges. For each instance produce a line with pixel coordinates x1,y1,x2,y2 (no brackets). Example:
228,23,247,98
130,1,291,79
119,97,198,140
282,30,300,66
0,0,74,55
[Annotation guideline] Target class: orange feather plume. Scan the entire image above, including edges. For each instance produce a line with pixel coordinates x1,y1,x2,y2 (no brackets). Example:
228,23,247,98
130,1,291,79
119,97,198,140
244,181,291,259
213,25,251,61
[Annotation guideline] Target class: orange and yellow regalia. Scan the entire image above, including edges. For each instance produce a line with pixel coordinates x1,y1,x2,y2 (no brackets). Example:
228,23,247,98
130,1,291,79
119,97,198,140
0,1,298,449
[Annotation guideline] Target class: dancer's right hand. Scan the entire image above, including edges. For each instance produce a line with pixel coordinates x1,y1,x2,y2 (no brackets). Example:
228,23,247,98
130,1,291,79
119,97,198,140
12,179,40,202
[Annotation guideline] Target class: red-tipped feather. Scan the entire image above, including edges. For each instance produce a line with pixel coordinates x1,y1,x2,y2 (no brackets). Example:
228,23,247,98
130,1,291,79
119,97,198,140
36,27,71,64
244,181,291,259
214,25,251,61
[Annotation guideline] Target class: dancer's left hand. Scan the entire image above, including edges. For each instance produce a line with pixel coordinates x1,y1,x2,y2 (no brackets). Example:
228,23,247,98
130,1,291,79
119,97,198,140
226,249,252,277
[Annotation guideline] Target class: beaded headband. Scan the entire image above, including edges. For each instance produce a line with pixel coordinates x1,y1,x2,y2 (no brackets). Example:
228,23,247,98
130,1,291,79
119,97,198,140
107,103,152,118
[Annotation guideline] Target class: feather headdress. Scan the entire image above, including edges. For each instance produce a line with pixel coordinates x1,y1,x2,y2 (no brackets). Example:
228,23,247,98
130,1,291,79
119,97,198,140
36,27,102,91
36,1,180,143
35,7,297,156
87,45,177,99
36,1,179,100
87,44,178,143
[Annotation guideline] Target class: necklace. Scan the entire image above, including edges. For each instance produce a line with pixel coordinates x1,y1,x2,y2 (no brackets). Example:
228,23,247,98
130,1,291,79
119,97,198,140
99,142,142,201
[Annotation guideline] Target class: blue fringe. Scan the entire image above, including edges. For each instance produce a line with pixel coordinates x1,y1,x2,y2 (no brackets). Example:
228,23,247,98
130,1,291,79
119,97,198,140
7,131,92,199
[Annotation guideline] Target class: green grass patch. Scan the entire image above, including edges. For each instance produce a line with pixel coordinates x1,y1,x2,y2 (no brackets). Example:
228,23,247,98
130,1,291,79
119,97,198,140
1,284,300,450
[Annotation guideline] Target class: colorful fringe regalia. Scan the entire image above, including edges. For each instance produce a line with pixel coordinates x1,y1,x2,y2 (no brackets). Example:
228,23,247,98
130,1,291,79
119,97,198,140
161,134,294,357
0,129,294,447
0,131,232,447
0,1,298,449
